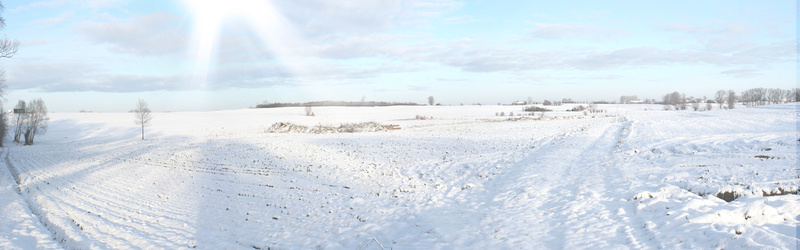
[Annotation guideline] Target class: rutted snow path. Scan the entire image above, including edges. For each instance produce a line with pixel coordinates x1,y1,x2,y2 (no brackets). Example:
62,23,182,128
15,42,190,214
413,119,645,248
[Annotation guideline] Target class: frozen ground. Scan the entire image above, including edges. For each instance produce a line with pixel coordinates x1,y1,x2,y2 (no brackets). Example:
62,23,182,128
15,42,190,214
0,104,797,249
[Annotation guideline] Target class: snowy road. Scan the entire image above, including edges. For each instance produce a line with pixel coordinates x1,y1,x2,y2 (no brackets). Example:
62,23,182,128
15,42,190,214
0,104,797,249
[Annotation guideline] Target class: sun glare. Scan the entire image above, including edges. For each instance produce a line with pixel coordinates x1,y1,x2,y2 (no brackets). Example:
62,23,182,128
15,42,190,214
181,0,309,89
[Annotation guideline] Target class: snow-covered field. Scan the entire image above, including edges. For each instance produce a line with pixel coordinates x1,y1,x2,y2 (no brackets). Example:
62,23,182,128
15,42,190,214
0,104,797,249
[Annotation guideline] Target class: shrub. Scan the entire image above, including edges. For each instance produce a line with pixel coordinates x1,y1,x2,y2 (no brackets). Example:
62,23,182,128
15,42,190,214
588,104,606,113
523,106,552,112
568,105,586,112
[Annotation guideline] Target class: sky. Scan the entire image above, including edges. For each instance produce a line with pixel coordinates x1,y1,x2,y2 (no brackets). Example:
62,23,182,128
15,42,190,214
0,0,795,112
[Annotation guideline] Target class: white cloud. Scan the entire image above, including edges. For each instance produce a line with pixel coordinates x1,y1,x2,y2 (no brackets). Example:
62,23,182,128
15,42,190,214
6,61,193,92
33,11,75,25
29,0,67,8
720,69,761,78
77,12,187,56
275,0,460,38
11,1,794,95
10,0,126,12
390,35,796,73
527,23,627,40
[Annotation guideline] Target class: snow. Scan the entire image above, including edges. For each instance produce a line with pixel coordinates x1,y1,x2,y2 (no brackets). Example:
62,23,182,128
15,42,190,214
0,104,797,249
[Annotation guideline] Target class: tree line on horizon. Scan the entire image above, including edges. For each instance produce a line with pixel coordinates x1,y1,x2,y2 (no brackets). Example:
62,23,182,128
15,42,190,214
661,88,799,111
255,100,422,109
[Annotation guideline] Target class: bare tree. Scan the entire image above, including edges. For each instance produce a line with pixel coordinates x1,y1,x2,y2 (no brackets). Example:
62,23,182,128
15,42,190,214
715,90,726,109
620,95,638,104
134,99,152,140
0,3,18,59
304,106,315,116
428,96,434,106
0,71,5,146
12,100,25,142
0,3,19,146
678,93,687,110
753,88,766,105
662,91,682,110
0,105,5,147
783,89,795,102
726,90,737,109
705,102,712,111
767,88,783,104
23,98,48,145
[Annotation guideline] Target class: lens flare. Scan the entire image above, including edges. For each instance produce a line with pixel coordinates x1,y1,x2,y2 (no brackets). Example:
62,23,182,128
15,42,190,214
181,0,311,90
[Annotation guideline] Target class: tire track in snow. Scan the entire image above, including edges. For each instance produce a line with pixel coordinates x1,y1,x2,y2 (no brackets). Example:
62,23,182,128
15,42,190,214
550,120,655,249
428,118,650,248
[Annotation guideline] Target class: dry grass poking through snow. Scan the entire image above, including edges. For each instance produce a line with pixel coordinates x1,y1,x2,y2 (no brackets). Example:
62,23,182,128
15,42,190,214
266,122,399,134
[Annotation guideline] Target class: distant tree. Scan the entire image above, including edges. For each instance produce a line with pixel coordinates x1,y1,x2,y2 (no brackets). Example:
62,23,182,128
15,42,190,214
304,106,315,116
783,89,795,102
715,90,726,109
726,90,737,109
662,91,681,110
741,89,753,107
23,98,48,145
134,99,152,140
543,100,552,106
12,100,25,142
691,102,700,111
790,88,800,102
678,93,687,110
740,88,770,107
753,88,766,106
767,88,783,104
428,96,434,106
705,102,712,111
620,95,638,104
